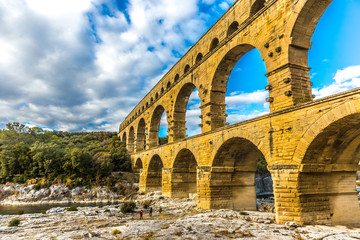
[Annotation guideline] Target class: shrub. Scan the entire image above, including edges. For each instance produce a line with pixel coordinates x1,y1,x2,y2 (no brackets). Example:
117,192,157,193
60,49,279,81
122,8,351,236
239,211,249,215
112,229,121,235
32,183,41,190
17,210,24,215
8,218,20,227
104,209,110,213
41,210,46,214
120,201,136,213
66,206,78,211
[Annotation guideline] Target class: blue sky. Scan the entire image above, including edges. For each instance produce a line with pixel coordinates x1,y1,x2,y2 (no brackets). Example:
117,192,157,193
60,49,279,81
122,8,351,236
0,0,359,134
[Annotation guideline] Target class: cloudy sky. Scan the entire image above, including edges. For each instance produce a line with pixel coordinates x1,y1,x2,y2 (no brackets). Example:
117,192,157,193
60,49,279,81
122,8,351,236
0,0,359,135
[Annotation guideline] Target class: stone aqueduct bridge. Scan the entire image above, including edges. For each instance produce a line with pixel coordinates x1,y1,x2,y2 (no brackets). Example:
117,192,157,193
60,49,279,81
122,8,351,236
118,0,360,226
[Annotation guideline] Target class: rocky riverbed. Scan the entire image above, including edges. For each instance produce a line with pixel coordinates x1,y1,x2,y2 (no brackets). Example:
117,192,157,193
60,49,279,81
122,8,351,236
1,191,360,239
0,183,137,205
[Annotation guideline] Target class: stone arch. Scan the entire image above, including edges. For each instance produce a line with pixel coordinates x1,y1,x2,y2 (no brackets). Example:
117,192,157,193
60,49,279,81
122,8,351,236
167,81,171,89
150,97,154,103
209,137,267,210
209,37,219,52
173,82,198,140
155,92,159,99
293,103,360,164
184,64,190,74
161,87,164,94
169,149,198,198
174,74,180,82
209,44,268,129
296,112,360,226
146,154,164,193
195,52,203,64
128,126,135,153
149,105,168,148
122,132,126,143
136,118,146,152
146,102,149,107
288,0,332,65
134,158,143,173
250,0,265,16
227,21,239,37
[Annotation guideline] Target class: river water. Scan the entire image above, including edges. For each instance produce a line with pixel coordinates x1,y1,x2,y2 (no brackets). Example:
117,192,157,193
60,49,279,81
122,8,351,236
0,202,119,215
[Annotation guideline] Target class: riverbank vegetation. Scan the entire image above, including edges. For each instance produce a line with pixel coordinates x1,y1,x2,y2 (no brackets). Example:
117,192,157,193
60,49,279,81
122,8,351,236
0,123,131,187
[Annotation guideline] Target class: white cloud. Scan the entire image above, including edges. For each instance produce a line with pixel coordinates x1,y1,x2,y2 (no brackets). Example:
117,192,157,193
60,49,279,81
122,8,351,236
313,65,360,99
0,0,215,132
225,90,268,106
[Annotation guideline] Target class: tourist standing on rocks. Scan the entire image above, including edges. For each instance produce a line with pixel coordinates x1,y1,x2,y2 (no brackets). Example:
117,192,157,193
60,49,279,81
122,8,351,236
149,207,152,217
139,210,143,219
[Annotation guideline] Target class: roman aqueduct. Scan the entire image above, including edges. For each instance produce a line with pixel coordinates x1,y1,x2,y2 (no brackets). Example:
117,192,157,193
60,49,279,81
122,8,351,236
118,0,360,226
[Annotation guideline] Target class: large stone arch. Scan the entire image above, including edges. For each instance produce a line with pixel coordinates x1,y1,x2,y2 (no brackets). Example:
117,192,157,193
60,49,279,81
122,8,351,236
295,112,360,226
209,44,268,130
149,105,168,148
166,148,198,198
146,154,164,193
172,82,200,140
208,137,268,210
136,118,146,152
293,102,360,164
128,126,135,153
287,0,333,66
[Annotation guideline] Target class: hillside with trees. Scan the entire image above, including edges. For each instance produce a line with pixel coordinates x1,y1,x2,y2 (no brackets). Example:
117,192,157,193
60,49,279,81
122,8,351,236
0,123,131,187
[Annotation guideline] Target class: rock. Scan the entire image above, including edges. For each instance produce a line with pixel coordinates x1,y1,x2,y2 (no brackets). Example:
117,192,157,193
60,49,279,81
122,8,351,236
285,221,301,228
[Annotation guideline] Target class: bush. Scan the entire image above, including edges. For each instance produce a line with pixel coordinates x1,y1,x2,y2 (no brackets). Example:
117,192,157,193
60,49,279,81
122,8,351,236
112,229,121,235
32,183,41,190
8,218,20,227
41,210,46,214
17,210,24,215
66,206,78,211
104,209,110,213
120,201,136,213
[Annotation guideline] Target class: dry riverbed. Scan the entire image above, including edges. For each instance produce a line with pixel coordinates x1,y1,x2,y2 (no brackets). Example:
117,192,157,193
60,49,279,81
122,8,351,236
1,192,360,239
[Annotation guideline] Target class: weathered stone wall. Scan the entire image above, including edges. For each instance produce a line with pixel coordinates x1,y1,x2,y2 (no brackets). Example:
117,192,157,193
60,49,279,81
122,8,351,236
130,89,360,226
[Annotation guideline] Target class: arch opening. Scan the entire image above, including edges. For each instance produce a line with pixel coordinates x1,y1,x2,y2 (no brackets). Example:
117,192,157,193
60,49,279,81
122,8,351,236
250,0,265,16
174,74,180,82
149,105,168,148
195,53,203,64
167,81,171,89
171,149,198,198
184,64,190,74
122,132,126,143
136,118,146,151
211,45,269,129
227,21,239,37
209,38,219,52
128,127,135,153
210,137,272,211
173,83,201,140
155,93,159,99
146,155,163,193
306,1,360,100
134,158,143,173
299,113,360,226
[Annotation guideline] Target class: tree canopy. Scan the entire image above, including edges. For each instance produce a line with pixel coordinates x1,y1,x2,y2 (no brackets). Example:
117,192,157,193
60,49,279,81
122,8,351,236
0,123,130,186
